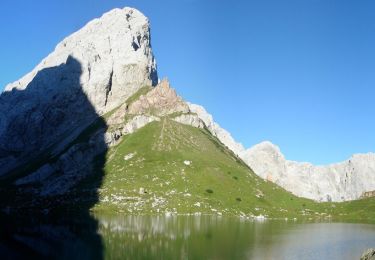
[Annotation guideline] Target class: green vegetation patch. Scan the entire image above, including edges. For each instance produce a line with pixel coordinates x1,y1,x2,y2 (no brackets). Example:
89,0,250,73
78,118,375,221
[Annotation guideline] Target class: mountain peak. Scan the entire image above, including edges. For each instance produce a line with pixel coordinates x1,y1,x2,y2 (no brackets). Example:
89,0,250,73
0,7,157,177
249,141,282,154
4,7,157,114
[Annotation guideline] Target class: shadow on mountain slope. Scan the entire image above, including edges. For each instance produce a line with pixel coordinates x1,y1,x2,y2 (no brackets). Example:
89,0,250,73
0,56,106,259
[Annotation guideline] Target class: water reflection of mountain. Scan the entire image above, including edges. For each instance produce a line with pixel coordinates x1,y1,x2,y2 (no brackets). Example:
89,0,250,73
95,215,375,260
0,213,102,259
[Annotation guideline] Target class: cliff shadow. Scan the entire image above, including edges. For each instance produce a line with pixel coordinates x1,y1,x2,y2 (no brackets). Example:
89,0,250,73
0,56,107,259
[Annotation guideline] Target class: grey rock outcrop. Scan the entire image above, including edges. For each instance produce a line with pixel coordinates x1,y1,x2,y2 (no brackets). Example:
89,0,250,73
12,121,107,197
106,102,129,126
39,131,107,196
103,79,187,147
0,7,157,177
104,115,159,147
173,114,204,128
122,115,160,135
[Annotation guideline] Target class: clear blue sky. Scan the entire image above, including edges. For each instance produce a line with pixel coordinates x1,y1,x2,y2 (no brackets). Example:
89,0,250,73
1,0,375,165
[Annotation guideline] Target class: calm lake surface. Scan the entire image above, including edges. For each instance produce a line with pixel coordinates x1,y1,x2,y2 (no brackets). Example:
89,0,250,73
1,213,375,259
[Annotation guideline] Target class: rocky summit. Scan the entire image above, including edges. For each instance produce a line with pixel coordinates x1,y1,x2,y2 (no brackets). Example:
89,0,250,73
0,7,157,178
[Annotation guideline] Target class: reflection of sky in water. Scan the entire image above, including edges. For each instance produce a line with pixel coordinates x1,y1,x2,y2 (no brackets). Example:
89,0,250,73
249,223,375,260
95,215,375,259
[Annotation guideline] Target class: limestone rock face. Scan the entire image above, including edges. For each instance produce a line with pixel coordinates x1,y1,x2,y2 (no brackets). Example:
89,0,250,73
122,115,160,135
91,79,196,155
128,79,189,116
39,134,107,197
103,80,190,147
173,114,204,128
241,141,375,202
0,7,157,177
4,7,157,113
106,102,130,126
187,103,245,156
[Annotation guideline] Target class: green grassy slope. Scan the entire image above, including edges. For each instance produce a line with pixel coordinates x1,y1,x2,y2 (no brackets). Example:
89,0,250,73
75,117,374,221
3,85,374,222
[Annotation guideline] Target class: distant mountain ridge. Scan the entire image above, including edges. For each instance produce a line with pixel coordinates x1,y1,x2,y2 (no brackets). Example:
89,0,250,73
181,106,375,202
172,99,375,202
240,142,375,202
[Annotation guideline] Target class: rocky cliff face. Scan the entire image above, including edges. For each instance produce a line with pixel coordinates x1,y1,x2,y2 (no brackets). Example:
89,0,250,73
4,7,157,113
0,7,157,177
103,79,191,146
128,80,190,116
240,142,375,202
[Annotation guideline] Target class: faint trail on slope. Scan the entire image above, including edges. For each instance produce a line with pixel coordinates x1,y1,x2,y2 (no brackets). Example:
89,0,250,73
160,118,166,141
152,118,166,151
